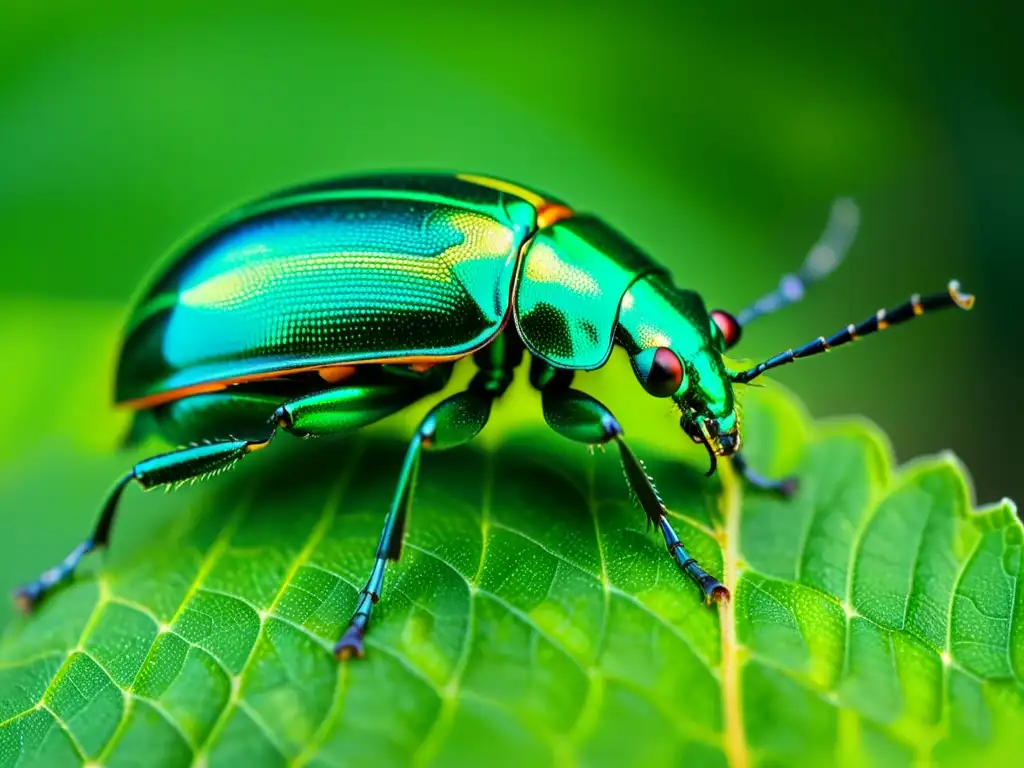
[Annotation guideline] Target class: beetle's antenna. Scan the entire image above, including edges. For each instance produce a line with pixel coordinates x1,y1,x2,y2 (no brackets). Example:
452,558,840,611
732,281,975,385
736,198,860,327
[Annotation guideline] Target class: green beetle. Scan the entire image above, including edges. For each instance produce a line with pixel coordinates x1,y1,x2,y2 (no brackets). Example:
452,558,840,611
15,173,974,659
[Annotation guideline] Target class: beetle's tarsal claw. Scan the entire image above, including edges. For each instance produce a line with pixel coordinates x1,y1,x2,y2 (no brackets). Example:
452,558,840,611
12,584,42,615
334,625,367,661
706,581,731,606
777,476,800,498
690,566,729,604
12,539,95,615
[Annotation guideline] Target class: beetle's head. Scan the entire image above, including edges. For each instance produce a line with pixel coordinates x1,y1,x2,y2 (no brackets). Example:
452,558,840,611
630,344,740,476
619,277,742,476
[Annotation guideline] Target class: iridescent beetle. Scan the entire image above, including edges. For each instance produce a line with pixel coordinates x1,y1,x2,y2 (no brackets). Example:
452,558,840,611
15,174,975,658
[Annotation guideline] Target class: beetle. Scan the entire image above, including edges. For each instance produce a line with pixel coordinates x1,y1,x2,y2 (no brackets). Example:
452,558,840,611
15,173,975,659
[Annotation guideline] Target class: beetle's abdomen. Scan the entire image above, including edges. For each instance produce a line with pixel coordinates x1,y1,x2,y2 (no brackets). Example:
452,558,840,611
117,179,540,406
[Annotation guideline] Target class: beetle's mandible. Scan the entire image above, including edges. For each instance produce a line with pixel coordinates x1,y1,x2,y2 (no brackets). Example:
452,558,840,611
15,173,975,659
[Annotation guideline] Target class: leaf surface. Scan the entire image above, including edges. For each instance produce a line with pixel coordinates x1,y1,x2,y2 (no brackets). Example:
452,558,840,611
0,306,1020,768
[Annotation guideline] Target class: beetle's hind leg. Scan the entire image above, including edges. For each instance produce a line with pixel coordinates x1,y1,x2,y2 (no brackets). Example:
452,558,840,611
530,360,727,605
15,369,446,616
14,436,272,612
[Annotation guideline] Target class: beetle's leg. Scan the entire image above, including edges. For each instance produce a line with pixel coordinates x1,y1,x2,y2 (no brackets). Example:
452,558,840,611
731,452,798,498
530,359,727,604
731,281,975,384
324,335,523,659
14,436,272,612
732,198,861,333
16,371,443,615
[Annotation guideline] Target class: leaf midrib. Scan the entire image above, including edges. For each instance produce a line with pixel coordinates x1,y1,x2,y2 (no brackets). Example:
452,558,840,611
719,461,748,768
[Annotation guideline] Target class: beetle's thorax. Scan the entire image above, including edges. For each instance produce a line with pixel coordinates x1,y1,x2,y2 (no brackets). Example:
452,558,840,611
513,214,668,371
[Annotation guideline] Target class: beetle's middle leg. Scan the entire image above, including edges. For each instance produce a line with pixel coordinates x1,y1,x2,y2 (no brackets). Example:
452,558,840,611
529,359,728,604
305,335,525,659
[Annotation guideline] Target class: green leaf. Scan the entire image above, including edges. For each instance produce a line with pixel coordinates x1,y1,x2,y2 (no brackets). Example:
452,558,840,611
0,305,1021,767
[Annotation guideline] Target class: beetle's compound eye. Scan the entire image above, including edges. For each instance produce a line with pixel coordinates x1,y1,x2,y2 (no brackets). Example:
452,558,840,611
710,310,742,349
632,347,684,398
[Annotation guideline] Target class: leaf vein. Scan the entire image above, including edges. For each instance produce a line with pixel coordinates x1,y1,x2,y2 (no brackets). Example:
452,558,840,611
96,495,249,763
411,445,494,766
195,444,364,762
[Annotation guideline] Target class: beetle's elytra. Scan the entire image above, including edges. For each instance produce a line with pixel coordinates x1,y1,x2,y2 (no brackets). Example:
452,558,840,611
16,173,975,659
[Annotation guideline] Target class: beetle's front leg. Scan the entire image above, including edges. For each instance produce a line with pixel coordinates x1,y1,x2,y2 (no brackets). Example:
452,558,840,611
530,361,728,604
731,452,799,497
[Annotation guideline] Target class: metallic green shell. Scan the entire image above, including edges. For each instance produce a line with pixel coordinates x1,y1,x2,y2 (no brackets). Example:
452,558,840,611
116,174,540,404
514,215,666,369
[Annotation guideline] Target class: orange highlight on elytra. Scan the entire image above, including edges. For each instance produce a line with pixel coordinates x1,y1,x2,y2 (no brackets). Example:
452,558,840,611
536,204,573,229
456,174,573,230
318,365,358,384
117,353,479,411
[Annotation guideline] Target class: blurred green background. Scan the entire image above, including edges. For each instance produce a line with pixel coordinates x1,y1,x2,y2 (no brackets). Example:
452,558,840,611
1,0,1020,621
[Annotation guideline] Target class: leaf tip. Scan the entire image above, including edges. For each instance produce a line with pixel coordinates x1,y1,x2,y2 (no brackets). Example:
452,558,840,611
934,448,969,473
989,495,1020,522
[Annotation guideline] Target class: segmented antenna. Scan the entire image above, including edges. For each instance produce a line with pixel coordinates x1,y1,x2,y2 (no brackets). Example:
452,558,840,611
737,198,861,327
